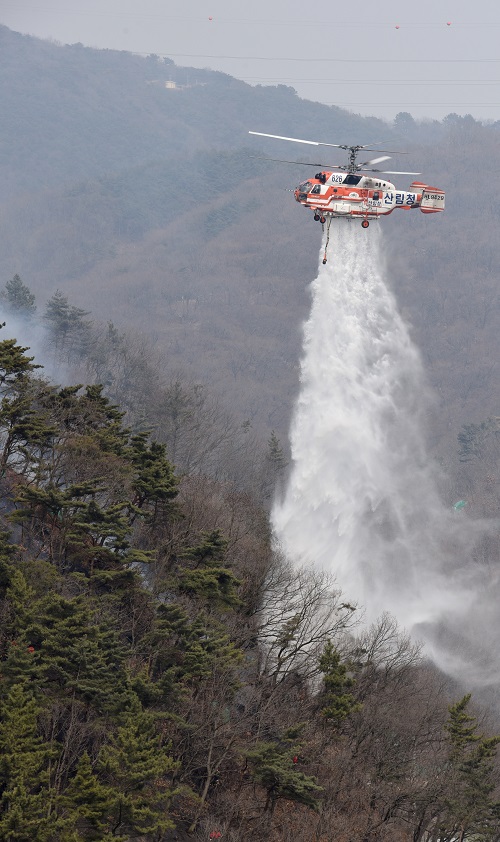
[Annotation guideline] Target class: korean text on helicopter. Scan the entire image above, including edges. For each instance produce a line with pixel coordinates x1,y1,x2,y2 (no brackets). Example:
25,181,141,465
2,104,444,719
249,132,445,263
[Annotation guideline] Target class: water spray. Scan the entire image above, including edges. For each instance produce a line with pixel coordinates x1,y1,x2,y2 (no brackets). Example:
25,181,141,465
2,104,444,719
272,223,500,690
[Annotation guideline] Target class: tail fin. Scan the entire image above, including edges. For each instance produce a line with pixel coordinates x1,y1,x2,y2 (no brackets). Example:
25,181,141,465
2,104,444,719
420,187,445,214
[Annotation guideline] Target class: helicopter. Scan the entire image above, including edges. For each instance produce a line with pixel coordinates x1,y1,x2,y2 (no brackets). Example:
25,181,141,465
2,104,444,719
249,131,445,263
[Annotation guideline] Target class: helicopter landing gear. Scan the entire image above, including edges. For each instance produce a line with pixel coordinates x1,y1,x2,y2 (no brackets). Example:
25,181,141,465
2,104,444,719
322,216,332,264
361,219,370,229
314,212,321,221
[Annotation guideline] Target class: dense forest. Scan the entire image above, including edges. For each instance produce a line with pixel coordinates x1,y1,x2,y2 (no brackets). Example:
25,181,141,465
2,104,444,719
1,301,500,840
2,23,500,840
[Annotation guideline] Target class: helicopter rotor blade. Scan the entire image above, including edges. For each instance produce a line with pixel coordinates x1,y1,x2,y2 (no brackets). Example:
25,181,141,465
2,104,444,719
356,168,422,175
249,132,409,155
250,157,421,176
362,148,408,155
249,155,344,169
358,156,391,168
249,131,349,149
376,170,421,175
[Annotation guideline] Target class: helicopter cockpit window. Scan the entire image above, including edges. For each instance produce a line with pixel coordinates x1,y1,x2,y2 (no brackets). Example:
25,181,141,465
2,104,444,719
310,184,322,194
299,181,313,193
343,174,362,186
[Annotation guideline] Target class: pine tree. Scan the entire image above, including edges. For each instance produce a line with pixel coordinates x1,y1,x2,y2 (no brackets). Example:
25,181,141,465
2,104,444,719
261,430,288,498
318,640,361,726
245,727,322,817
128,434,179,523
440,694,500,841
25,593,129,715
178,530,241,609
59,752,114,842
44,291,92,358
1,275,36,318
0,529,17,596
97,695,178,838
0,327,41,388
0,378,55,475
266,430,288,474
0,683,59,841
0,565,42,696
0,328,49,474
3,380,180,595
148,603,243,697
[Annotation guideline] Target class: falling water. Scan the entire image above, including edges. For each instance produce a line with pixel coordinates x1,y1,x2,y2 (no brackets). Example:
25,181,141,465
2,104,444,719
272,222,500,686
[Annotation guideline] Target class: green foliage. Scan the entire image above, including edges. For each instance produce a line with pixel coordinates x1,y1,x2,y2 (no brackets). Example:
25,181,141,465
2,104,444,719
1,321,491,841
1,275,36,317
245,728,322,814
318,640,361,726
0,683,59,840
60,752,114,841
97,695,178,838
0,380,56,475
0,567,129,713
0,530,17,592
1,379,178,582
178,530,241,608
149,603,243,696
181,529,228,566
44,290,92,357
440,694,500,839
0,344,55,479
26,594,129,713
178,566,241,609
446,694,481,755
6,566,35,625
128,433,179,521
0,566,42,692
10,481,135,573
0,327,41,387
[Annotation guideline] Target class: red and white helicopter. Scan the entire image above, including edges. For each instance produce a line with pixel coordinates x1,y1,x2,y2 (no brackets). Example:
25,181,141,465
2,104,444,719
249,131,445,263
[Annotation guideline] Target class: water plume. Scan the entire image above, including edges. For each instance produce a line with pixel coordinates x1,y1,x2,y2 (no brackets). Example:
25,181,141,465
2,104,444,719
272,223,499,687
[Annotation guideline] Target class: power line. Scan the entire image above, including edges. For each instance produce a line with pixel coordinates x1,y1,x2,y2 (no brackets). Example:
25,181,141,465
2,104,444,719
1,7,499,25
319,103,500,108
239,78,500,85
149,53,500,63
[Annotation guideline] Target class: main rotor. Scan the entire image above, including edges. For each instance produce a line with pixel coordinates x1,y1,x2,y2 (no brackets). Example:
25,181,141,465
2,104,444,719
248,132,419,176
338,144,380,174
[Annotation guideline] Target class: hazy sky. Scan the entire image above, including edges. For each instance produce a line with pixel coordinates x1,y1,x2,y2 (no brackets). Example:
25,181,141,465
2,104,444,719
2,0,500,122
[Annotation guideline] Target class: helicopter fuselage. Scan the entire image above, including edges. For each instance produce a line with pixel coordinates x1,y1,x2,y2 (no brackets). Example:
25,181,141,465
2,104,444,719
294,172,445,220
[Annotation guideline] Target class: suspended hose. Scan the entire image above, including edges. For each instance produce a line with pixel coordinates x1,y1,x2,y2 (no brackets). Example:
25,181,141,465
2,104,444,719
322,216,332,264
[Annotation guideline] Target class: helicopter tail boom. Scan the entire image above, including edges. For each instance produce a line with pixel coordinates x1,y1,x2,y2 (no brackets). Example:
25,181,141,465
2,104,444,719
419,187,445,213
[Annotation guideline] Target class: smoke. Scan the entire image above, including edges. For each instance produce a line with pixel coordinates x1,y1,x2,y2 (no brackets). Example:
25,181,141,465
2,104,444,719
272,223,500,688
0,305,75,386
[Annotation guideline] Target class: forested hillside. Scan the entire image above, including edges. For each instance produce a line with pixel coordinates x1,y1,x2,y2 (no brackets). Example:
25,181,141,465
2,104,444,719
2,27,500,833
3,23,500,495
0,24,390,197
1,328,500,841
1,25,500,527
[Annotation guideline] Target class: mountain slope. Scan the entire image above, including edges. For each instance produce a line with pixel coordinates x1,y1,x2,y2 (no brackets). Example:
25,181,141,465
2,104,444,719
1,25,500,480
